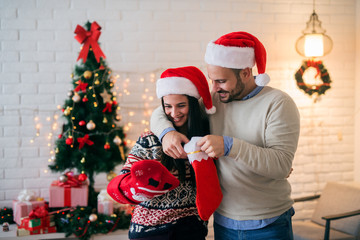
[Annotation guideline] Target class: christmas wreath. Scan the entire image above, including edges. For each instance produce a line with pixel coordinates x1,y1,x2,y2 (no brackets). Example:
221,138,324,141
294,59,331,96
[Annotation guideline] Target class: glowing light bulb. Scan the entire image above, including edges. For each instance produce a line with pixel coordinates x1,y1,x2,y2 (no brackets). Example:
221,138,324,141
304,34,324,57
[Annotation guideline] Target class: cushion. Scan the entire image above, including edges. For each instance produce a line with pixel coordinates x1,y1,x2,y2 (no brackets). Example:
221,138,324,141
293,221,355,240
311,182,360,236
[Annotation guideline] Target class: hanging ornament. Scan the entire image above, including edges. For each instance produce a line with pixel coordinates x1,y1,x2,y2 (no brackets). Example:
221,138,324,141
63,106,71,116
79,120,86,126
59,174,68,183
55,148,59,153
72,93,81,103
77,134,94,150
78,172,88,182
102,117,108,124
65,136,73,145
104,142,110,150
83,71,93,79
119,146,125,160
100,89,112,103
58,134,63,139
80,157,86,163
86,120,96,130
94,79,100,85
113,136,122,146
116,115,121,121
82,95,89,102
107,171,117,182
89,213,98,222
67,91,74,97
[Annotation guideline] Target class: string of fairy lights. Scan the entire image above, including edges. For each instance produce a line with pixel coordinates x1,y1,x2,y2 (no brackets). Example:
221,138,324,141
27,69,162,174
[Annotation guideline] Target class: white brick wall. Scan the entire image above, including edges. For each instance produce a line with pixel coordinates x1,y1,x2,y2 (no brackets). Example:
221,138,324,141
0,0,358,223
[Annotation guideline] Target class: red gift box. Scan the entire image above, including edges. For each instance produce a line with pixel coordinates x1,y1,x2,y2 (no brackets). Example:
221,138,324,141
12,200,46,225
49,175,88,207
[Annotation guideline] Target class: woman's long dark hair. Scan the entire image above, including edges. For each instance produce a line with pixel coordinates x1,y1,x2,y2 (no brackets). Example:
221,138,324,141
160,95,210,182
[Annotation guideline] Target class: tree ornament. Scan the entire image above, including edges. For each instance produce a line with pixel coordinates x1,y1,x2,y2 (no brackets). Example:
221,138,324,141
2,222,9,232
78,172,88,182
59,174,68,183
295,59,331,98
94,79,100,85
55,148,59,153
72,93,81,103
80,157,86,163
65,136,73,145
89,213,98,222
86,120,96,130
102,117,108,124
82,95,88,102
83,71,93,79
67,91,74,97
113,136,122,146
100,90,112,103
104,142,110,150
58,134,63,139
107,171,117,182
79,120,86,126
64,107,71,116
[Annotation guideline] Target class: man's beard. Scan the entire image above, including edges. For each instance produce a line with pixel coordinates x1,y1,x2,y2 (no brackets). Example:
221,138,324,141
218,79,244,103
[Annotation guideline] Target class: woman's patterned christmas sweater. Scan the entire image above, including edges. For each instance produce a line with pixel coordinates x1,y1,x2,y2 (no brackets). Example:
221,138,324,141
117,131,207,239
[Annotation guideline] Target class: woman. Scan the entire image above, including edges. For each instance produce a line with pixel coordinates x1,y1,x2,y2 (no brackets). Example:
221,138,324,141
107,66,216,240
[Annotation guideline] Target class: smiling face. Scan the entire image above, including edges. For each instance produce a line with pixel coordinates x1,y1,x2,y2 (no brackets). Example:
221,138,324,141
207,64,255,103
163,94,189,128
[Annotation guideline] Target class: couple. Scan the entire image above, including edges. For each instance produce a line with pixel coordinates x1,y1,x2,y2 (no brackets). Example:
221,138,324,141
107,31,300,240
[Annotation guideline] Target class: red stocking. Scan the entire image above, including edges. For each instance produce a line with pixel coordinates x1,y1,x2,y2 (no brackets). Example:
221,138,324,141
184,137,223,221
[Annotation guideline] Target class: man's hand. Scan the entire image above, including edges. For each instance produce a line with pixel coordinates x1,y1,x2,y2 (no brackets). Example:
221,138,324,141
198,135,224,158
162,131,189,159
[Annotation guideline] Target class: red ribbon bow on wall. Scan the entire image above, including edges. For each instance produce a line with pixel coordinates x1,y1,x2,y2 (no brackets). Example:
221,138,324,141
74,21,106,63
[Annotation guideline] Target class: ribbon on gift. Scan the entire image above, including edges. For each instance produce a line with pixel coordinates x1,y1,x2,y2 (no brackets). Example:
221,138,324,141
52,173,83,206
74,21,106,63
29,206,48,219
17,190,36,202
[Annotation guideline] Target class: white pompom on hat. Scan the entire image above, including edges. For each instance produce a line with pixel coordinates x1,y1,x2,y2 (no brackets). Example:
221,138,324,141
204,31,270,86
156,66,216,114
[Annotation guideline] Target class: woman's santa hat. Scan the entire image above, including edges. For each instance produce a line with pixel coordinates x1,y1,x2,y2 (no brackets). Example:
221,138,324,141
156,66,216,114
204,31,270,86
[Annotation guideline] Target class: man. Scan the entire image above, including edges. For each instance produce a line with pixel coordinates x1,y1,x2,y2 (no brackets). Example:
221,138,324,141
150,32,300,240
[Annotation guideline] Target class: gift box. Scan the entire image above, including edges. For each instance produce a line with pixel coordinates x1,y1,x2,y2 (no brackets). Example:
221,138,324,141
49,174,88,207
97,189,113,215
12,200,45,225
17,226,56,236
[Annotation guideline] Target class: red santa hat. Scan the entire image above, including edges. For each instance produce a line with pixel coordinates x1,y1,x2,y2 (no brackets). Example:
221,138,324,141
204,31,270,86
156,66,216,114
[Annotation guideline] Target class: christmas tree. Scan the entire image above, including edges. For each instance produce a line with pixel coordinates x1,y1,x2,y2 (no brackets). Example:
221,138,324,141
49,21,128,208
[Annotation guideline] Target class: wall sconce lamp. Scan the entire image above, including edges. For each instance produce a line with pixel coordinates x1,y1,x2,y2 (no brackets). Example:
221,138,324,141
294,0,333,102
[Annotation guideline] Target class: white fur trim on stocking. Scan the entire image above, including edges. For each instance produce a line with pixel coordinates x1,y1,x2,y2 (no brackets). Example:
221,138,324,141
184,137,210,164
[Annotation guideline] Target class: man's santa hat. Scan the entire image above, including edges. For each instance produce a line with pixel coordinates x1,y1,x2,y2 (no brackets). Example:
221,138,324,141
156,66,216,114
204,31,270,86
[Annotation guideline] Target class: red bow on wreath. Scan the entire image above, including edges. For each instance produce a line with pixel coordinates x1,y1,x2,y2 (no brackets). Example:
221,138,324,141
77,134,94,149
306,60,322,78
74,21,106,63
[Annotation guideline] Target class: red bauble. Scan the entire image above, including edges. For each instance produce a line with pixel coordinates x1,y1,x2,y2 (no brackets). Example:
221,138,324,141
104,143,110,150
58,134,63,139
78,173,87,182
79,120,86,126
112,101,118,105
82,96,88,102
65,137,73,145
